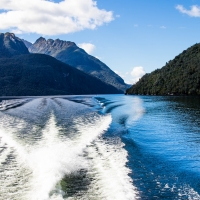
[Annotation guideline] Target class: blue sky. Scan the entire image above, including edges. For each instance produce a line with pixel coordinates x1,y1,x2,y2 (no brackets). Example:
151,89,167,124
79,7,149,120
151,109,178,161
0,0,200,84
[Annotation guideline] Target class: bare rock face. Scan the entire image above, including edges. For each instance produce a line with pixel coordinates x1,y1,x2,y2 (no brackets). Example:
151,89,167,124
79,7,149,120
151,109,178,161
29,37,76,57
28,37,128,92
0,32,29,58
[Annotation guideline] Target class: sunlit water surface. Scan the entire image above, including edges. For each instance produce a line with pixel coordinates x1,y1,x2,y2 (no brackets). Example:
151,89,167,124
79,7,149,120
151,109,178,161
0,95,200,200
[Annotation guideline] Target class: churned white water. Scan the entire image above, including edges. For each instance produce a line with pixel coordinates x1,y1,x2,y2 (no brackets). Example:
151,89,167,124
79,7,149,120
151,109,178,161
0,98,137,200
84,138,138,200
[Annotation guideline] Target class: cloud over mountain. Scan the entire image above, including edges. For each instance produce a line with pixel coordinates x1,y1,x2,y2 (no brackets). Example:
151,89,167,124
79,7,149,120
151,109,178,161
130,66,146,84
0,0,114,35
78,43,96,54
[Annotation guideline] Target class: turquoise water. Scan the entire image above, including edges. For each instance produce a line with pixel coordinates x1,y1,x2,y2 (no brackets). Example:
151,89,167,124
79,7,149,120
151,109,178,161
0,95,200,199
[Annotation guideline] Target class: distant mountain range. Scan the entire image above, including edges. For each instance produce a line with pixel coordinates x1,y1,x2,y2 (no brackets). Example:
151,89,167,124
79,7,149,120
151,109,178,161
0,32,122,96
27,37,128,92
126,43,200,95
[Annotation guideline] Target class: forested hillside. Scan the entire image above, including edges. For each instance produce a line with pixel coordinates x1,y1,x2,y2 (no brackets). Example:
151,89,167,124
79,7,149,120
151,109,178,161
126,43,200,95
0,54,122,96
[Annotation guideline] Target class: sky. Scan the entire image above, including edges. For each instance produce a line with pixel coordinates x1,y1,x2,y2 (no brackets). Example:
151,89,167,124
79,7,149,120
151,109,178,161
0,0,200,84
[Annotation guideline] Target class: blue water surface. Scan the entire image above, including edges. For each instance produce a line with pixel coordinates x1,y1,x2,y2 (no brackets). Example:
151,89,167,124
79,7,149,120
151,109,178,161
1,94,200,199
96,95,200,199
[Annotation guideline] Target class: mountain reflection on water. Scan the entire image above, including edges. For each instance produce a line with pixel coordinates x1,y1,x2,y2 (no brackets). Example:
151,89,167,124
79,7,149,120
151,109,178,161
0,95,200,200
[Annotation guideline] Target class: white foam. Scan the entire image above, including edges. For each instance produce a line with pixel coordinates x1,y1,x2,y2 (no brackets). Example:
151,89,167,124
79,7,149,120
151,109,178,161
26,113,112,200
26,114,83,200
0,98,139,200
127,97,145,125
177,184,200,200
84,138,138,200
0,127,28,165
0,124,32,200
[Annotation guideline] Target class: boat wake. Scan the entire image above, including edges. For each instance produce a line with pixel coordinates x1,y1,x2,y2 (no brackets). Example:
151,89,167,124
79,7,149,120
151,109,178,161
0,97,137,200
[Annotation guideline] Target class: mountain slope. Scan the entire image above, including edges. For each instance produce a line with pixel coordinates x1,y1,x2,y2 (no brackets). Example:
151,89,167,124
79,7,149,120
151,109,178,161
126,43,200,95
0,54,122,96
21,39,32,49
0,33,29,58
0,32,122,95
28,37,128,92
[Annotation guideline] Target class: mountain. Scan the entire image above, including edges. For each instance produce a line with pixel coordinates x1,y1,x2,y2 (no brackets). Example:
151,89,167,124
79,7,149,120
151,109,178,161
0,54,122,96
0,33,122,96
28,37,128,92
126,43,200,95
0,32,29,58
21,39,32,49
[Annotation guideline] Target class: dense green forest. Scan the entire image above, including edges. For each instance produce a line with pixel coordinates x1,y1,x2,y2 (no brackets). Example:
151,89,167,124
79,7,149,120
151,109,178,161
0,54,122,96
126,43,200,95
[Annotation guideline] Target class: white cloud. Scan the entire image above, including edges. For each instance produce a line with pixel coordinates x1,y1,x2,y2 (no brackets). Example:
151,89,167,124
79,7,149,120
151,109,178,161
134,24,138,27
78,43,96,54
130,66,146,84
0,0,114,35
160,26,166,29
114,67,146,85
176,5,200,17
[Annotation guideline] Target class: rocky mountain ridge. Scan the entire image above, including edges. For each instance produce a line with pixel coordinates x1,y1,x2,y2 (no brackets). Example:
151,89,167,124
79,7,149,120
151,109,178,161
28,37,128,92
0,33,29,58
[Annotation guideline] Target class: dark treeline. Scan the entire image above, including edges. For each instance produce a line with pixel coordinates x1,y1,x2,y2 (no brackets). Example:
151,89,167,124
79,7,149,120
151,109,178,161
0,54,122,96
126,43,200,95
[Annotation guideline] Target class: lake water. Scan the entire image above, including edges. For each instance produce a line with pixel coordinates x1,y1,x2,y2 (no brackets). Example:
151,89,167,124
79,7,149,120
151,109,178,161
0,95,200,200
